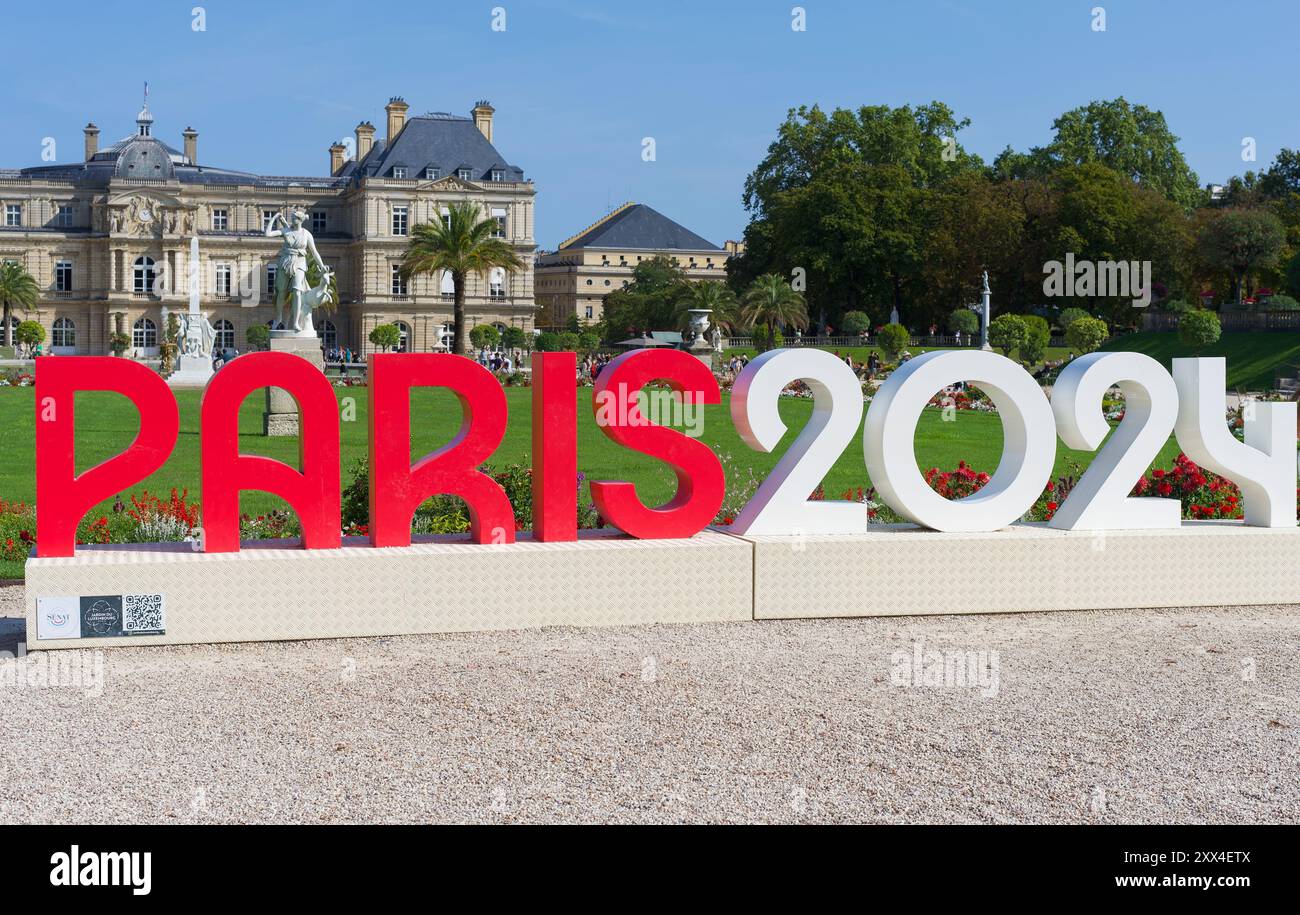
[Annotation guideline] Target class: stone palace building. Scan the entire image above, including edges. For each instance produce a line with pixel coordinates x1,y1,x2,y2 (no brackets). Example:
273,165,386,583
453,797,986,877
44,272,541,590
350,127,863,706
0,96,537,357
535,203,734,324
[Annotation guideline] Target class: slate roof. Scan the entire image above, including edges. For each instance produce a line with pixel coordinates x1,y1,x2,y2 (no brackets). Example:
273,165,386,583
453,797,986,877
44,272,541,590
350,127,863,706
558,203,722,252
345,112,526,183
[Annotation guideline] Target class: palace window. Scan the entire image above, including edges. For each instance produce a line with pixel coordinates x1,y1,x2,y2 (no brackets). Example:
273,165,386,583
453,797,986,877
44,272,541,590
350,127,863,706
266,264,277,297
215,264,232,297
311,211,327,234
211,209,228,231
392,167,407,180
491,208,507,238
391,264,408,296
441,207,452,231
394,321,411,353
132,317,157,349
214,319,235,350
56,205,73,228
491,169,506,182
4,205,20,227
489,267,505,299
316,319,337,350
585,306,593,319
133,256,157,294
52,317,75,348
440,270,455,300
425,167,439,180
262,210,277,232
457,167,472,181
55,261,72,292
392,206,408,236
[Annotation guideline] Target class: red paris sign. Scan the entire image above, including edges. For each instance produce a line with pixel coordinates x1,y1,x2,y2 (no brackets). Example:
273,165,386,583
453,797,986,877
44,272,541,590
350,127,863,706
34,349,724,558
34,348,1298,560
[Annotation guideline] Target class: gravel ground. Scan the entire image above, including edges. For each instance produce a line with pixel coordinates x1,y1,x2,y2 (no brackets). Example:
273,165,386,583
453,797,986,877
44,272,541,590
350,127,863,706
0,585,1296,824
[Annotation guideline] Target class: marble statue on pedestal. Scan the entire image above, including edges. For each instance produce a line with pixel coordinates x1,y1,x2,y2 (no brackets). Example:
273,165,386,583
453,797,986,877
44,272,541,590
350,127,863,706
265,209,332,335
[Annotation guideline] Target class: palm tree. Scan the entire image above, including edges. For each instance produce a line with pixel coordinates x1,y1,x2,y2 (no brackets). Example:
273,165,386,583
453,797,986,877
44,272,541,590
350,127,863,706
0,260,39,350
740,273,808,348
399,201,524,355
676,280,740,333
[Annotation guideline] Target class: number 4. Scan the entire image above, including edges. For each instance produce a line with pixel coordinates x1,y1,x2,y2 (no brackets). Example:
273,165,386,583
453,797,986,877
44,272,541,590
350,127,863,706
1173,357,1296,527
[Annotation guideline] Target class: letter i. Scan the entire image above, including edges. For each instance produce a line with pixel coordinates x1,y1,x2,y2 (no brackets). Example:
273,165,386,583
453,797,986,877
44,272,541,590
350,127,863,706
532,352,578,540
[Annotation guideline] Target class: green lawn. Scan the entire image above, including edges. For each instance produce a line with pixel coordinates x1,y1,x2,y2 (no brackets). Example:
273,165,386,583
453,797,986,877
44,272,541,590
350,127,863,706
1101,331,1300,391
722,344,1074,369
1,384,1178,516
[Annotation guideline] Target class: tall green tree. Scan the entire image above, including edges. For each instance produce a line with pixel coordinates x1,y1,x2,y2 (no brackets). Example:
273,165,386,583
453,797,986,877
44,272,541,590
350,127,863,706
601,255,691,341
1032,98,1202,210
735,101,982,329
0,260,39,349
1196,208,1287,304
399,201,524,355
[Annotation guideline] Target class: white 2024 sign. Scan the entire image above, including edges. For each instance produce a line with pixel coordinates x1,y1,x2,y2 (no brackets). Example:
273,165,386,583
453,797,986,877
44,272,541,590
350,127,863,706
727,350,1296,535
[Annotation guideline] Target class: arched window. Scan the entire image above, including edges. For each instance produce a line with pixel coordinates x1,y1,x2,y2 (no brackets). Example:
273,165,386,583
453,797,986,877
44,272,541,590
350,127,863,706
214,319,235,350
437,322,453,351
52,317,76,351
132,316,157,349
316,318,337,350
394,321,411,353
133,256,157,294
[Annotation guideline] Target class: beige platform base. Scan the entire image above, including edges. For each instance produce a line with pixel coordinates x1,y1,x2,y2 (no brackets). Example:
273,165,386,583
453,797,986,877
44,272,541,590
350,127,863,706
25,530,752,650
738,521,1300,619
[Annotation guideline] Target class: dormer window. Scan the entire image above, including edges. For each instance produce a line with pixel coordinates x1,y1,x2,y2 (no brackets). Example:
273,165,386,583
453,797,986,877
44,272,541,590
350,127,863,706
457,167,472,181
491,169,506,182
392,167,406,179
426,167,439,180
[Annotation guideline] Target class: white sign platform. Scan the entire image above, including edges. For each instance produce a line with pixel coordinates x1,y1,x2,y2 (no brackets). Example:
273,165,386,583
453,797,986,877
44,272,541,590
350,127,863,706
25,523,1300,649
25,529,753,649
737,522,1300,619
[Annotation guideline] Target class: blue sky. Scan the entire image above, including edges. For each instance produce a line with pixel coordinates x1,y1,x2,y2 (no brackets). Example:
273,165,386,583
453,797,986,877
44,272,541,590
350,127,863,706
2,1,1296,248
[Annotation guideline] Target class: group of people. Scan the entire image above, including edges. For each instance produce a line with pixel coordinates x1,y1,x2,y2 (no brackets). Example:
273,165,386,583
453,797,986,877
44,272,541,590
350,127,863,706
476,348,517,373
581,353,618,380
324,346,356,366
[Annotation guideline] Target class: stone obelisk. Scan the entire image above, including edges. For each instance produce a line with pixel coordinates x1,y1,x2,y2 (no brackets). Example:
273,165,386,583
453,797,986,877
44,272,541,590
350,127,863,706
167,236,217,387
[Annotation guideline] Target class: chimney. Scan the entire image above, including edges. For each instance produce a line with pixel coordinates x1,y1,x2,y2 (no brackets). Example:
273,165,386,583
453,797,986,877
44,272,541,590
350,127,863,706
385,97,409,146
84,123,100,160
182,127,198,165
329,141,347,175
355,121,375,161
472,100,495,143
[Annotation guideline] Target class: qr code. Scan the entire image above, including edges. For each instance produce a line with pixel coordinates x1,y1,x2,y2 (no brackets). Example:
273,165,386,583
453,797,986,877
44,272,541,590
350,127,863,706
123,593,165,633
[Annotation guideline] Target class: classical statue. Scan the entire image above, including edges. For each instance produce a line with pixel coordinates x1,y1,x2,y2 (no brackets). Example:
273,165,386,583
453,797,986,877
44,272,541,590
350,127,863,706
265,209,330,334
178,310,216,357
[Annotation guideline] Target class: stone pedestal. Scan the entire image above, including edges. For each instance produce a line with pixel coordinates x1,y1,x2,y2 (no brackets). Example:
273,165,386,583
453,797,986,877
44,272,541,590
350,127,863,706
263,332,324,436
166,351,215,388
687,339,716,372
